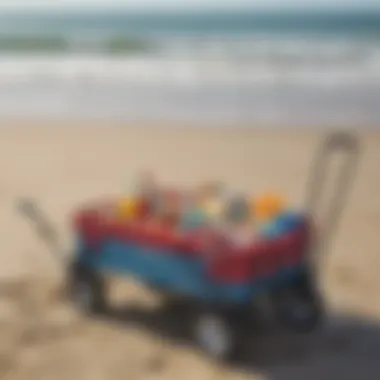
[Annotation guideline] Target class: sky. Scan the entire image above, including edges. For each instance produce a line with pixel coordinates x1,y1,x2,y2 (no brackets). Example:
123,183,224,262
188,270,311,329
0,0,379,11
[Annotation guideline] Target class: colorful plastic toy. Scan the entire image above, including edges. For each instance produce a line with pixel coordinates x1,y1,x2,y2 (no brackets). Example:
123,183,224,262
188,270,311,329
180,207,209,230
18,132,360,361
115,197,139,221
255,192,286,222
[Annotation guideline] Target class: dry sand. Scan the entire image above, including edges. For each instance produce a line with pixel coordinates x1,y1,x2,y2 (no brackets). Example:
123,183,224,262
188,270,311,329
0,123,379,380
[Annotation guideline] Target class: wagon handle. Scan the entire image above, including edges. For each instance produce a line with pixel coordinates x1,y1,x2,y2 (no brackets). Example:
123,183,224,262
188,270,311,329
17,198,67,265
304,131,361,256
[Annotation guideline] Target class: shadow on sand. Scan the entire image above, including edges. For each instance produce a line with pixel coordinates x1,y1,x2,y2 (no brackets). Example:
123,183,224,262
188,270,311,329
96,299,380,380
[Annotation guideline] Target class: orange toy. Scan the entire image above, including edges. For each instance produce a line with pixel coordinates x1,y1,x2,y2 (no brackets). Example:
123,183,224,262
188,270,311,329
254,193,286,222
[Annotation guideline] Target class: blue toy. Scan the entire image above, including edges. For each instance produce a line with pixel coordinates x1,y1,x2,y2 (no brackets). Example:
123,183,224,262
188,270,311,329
260,211,306,239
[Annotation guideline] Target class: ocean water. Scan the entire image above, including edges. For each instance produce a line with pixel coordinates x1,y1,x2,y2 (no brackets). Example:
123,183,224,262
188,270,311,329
0,10,379,127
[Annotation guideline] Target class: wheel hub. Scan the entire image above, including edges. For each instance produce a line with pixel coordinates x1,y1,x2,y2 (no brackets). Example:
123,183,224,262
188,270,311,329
195,315,231,359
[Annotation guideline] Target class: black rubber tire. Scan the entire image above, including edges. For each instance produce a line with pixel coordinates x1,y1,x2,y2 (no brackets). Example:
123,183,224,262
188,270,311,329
273,272,324,333
192,306,241,361
67,262,107,315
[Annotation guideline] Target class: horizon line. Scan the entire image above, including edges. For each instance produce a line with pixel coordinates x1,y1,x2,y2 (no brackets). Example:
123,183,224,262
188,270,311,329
1,5,380,13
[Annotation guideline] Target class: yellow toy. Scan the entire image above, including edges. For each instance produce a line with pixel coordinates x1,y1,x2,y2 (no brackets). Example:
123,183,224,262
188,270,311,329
203,197,224,220
197,180,226,221
115,197,139,221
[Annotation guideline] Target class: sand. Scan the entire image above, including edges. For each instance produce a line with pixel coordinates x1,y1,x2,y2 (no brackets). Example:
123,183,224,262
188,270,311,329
0,123,379,380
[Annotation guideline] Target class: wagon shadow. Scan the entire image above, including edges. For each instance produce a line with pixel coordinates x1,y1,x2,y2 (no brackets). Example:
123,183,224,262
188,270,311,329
98,302,380,380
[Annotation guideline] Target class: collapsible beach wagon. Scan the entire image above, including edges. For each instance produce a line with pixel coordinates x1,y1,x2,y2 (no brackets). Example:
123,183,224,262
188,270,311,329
19,132,360,360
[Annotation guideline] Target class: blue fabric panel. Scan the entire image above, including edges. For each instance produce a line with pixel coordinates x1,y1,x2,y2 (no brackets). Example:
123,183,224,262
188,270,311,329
74,236,306,304
80,239,209,295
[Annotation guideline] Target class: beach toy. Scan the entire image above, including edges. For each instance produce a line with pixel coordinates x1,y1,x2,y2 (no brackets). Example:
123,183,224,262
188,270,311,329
156,189,183,228
133,195,158,220
255,193,286,222
124,171,160,219
180,207,209,231
115,197,139,221
203,197,224,220
223,195,250,223
260,211,304,238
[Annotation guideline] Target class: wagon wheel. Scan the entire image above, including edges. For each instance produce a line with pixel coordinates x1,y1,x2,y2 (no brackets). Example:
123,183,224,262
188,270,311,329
67,261,107,315
272,270,324,333
304,131,361,257
192,308,240,361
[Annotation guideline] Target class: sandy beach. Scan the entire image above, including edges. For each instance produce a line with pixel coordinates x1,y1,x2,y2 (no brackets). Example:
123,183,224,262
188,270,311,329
0,123,379,380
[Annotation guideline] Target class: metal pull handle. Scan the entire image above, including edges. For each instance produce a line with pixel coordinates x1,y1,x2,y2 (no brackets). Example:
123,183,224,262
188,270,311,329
304,131,361,255
17,198,66,263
